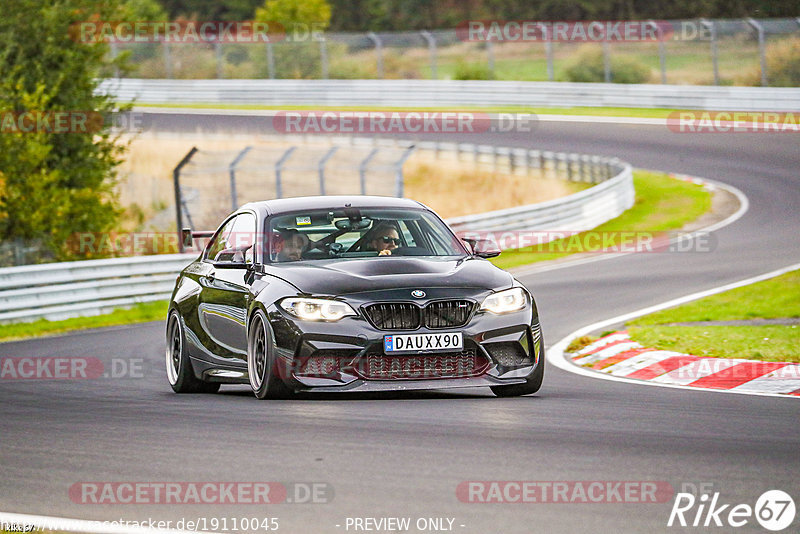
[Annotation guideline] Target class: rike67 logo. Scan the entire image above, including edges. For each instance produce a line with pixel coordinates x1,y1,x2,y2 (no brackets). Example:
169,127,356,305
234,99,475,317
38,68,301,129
668,489,795,531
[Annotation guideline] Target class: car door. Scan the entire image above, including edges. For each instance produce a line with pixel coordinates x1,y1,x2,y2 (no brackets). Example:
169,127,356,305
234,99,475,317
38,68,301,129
197,212,257,363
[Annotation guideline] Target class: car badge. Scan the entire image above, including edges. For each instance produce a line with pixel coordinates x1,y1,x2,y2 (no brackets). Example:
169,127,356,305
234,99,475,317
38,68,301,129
411,290,426,298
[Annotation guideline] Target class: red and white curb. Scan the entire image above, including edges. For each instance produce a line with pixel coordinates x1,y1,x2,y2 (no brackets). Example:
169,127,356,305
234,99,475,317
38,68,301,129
547,261,800,399
571,331,800,396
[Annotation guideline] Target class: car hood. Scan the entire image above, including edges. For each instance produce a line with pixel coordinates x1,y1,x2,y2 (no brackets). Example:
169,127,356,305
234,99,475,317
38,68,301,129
265,256,514,296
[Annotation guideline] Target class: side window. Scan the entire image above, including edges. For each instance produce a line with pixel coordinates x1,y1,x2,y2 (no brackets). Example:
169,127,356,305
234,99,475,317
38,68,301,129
397,220,417,247
205,217,236,262
205,213,257,263
229,213,256,263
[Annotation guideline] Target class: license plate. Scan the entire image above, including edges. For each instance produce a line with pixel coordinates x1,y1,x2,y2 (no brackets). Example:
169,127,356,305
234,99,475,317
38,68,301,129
384,332,463,353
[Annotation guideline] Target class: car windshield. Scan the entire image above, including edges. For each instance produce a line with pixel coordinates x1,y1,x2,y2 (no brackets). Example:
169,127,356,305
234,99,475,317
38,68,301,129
268,208,467,262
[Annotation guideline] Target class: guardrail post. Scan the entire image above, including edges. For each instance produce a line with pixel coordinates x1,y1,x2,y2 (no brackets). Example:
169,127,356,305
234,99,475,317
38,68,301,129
394,145,416,197
359,148,380,195
536,23,554,81
109,41,120,78
487,39,495,76
229,146,252,211
319,37,329,79
367,32,384,79
649,20,667,84
215,41,224,79
318,146,338,194
700,19,719,86
173,147,198,252
162,40,173,79
747,18,768,86
266,42,276,79
420,31,437,79
275,146,296,199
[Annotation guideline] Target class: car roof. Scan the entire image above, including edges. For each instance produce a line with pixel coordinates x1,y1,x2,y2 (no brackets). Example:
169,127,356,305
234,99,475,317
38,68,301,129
240,196,427,217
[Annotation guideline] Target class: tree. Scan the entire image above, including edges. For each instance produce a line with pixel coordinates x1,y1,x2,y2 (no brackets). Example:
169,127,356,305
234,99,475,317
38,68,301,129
0,0,128,262
254,0,332,79
256,0,332,32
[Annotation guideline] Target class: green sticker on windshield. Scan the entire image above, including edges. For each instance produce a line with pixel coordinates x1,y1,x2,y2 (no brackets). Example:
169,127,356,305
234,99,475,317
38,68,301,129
296,216,311,226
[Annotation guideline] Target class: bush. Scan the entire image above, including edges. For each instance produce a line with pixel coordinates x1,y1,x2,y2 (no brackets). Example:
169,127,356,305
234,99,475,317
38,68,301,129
452,62,494,80
562,45,651,84
742,37,800,87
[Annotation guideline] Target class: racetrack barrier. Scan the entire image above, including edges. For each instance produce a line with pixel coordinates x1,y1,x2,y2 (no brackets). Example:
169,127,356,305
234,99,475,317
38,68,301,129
98,78,800,112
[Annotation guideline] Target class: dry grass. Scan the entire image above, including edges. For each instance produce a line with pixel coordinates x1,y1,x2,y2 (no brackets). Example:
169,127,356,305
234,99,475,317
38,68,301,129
404,155,584,218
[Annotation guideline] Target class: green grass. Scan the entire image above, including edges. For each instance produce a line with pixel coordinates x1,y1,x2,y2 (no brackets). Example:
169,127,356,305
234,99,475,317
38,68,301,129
629,270,800,325
489,170,712,270
625,269,800,363
0,300,169,343
136,102,684,119
628,325,800,363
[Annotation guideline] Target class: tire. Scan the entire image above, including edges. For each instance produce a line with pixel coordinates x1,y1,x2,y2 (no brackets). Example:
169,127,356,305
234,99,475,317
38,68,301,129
490,335,545,398
247,310,294,400
165,310,220,394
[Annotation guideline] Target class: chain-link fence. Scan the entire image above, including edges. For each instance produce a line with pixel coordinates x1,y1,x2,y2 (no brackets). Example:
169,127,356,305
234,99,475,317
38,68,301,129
107,19,800,86
173,139,416,232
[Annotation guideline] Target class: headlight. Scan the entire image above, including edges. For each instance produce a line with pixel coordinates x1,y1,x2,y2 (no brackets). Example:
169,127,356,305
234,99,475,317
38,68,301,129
279,298,357,321
480,287,527,314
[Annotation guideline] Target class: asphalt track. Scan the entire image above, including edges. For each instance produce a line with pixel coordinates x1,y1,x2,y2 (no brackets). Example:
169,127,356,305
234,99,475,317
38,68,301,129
1,113,799,533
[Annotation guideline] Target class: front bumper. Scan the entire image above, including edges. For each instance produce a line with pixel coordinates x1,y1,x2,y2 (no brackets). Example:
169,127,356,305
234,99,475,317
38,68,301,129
267,289,542,392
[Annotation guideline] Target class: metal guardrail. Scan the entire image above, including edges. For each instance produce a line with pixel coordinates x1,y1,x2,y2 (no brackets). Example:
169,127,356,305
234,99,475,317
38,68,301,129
0,254,193,323
447,153,632,235
99,79,800,111
0,144,632,324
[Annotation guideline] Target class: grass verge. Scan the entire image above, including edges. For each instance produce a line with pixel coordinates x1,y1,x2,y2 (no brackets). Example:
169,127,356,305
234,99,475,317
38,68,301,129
0,300,169,343
624,269,800,363
629,270,800,324
137,102,683,119
628,325,799,363
489,170,712,270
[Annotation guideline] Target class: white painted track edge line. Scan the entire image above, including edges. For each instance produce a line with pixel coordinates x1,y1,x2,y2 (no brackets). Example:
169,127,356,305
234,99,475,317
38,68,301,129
546,261,800,399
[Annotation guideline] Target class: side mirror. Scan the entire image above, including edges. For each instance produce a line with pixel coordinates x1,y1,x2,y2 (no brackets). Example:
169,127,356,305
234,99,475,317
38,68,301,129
463,237,501,259
213,245,253,268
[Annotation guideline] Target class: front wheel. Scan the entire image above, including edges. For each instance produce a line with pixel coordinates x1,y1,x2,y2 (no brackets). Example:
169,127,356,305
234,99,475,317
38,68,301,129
165,310,220,394
247,310,294,400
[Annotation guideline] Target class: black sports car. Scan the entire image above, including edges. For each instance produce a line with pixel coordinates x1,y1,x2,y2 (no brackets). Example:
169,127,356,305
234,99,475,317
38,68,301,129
166,196,544,398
